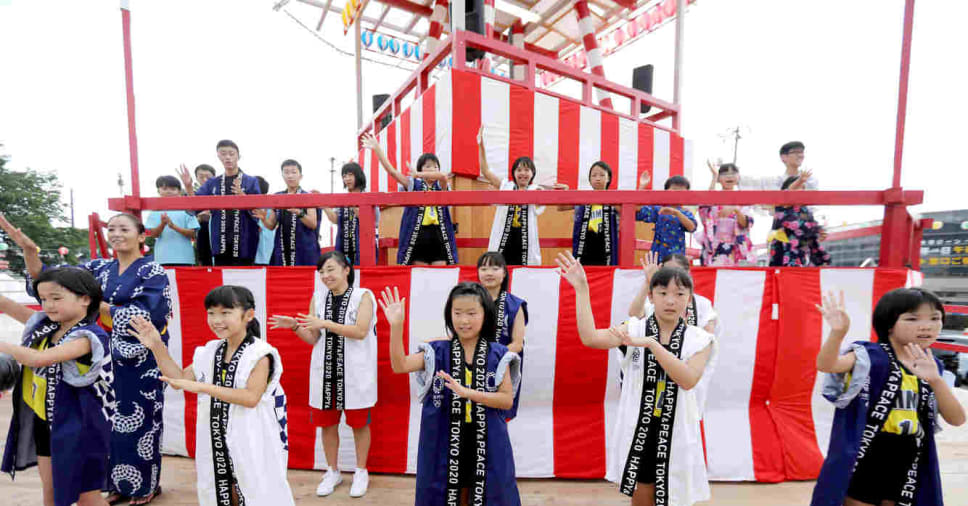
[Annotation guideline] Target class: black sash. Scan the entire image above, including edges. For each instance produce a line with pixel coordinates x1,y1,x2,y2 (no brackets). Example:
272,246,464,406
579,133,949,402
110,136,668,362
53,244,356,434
686,296,697,327
576,205,613,266
218,173,243,258
322,288,354,410
620,315,686,501
211,336,253,506
498,196,529,265
853,343,933,506
495,291,508,343
402,180,456,265
446,337,488,506
340,208,358,263
278,190,302,266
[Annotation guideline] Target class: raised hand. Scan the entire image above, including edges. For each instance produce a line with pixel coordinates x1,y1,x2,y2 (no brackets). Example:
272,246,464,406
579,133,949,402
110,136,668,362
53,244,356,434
640,251,660,279
232,177,244,195
160,213,171,226
0,213,38,252
706,158,719,178
638,170,652,190
815,290,850,335
295,313,328,332
378,286,406,327
361,132,380,152
477,126,485,147
555,251,588,290
907,342,942,383
269,315,298,330
436,370,469,399
128,316,164,351
251,209,267,220
176,164,194,190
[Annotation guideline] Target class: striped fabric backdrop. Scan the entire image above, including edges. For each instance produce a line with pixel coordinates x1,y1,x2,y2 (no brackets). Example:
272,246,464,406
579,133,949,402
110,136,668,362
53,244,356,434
359,69,692,192
159,266,912,481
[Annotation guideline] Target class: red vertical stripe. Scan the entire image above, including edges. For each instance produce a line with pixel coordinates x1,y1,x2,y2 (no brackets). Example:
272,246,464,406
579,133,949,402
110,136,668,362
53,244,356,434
265,267,317,468
557,100,580,190
458,265,479,285
600,113,619,183
670,133,685,177
422,85,436,157
771,269,824,480
400,109,412,176
871,268,909,341
173,268,225,458
553,267,612,477
450,70,482,178
748,269,785,482
358,267,414,472
369,147,380,195
508,86,535,180
637,124,655,189
386,122,398,192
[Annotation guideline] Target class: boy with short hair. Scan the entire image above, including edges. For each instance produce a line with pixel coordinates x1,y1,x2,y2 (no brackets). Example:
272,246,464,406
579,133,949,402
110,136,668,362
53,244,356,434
193,164,217,266
636,175,698,261
253,159,321,267
146,176,200,266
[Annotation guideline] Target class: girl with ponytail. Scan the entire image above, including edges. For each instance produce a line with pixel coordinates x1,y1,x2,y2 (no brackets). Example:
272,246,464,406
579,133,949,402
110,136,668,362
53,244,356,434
129,286,294,506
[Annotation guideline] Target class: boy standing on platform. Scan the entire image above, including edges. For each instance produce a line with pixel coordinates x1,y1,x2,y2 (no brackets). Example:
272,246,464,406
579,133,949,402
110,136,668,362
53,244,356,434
146,176,200,267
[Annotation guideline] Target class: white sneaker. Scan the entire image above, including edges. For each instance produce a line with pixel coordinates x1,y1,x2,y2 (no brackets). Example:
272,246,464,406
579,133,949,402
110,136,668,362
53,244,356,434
349,468,369,498
316,468,343,496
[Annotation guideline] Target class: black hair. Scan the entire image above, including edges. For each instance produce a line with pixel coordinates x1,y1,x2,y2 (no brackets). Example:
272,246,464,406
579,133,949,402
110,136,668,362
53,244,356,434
779,141,805,156
194,164,216,178
416,153,441,172
216,139,240,155
781,175,800,190
155,175,182,190
255,175,270,194
204,285,261,338
661,253,691,271
589,161,612,189
477,251,509,293
108,213,147,248
317,250,355,286
341,162,367,191
33,267,103,322
872,288,945,343
649,266,694,293
664,175,691,190
718,163,740,175
281,159,303,174
444,282,498,342
510,156,536,185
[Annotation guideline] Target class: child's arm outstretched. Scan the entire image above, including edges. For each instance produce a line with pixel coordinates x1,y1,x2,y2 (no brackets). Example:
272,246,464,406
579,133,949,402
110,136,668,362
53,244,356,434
0,213,42,279
380,286,426,373
0,329,92,369
130,316,194,380
362,132,409,188
0,294,35,325
627,252,659,318
907,342,966,426
293,294,375,341
815,291,857,373
438,366,514,411
477,127,504,189
617,327,712,390
556,252,626,350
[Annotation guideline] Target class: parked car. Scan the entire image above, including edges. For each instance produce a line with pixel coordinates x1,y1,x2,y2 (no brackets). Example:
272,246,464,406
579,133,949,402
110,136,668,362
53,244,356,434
931,329,968,387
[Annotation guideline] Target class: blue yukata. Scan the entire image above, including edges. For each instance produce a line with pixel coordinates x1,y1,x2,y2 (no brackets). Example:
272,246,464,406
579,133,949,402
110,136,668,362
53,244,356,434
811,341,944,506
397,177,458,265
195,171,263,261
334,206,380,266
28,258,173,498
270,190,321,267
636,205,696,261
412,340,522,506
494,291,528,419
2,314,115,506
572,205,619,266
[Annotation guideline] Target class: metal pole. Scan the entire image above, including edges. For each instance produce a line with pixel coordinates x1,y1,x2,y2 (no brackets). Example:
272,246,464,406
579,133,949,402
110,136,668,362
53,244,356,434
355,20,363,130
330,157,336,193
70,188,75,228
120,1,141,207
672,0,685,131
892,0,915,188
732,128,740,164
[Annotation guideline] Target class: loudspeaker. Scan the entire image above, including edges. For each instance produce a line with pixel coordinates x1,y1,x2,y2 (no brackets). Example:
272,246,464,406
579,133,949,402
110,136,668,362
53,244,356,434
456,0,485,62
632,65,654,114
372,94,391,129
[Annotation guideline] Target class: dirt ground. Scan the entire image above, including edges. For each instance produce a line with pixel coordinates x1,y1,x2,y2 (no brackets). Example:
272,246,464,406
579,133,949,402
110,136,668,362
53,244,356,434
2,393,968,505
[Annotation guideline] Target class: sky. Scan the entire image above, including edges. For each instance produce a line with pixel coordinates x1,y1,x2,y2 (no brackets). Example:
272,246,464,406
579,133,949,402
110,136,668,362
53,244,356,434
0,0,965,247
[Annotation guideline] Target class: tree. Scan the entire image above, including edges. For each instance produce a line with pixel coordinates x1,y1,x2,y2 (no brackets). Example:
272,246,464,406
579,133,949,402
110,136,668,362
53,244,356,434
0,149,90,278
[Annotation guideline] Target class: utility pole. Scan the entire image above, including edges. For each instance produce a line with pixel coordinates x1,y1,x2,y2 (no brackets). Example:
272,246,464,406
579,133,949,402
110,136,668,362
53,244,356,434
69,188,75,228
719,126,747,164
329,157,336,193
117,173,125,196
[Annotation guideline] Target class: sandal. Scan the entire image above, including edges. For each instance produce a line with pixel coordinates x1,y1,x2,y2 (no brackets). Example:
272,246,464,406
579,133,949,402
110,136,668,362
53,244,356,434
106,492,130,505
129,486,162,505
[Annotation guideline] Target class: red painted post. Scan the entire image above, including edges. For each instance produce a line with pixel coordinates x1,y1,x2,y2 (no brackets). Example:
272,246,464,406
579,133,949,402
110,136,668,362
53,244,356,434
88,214,98,259
574,0,613,108
120,1,141,214
358,204,377,266
619,203,636,266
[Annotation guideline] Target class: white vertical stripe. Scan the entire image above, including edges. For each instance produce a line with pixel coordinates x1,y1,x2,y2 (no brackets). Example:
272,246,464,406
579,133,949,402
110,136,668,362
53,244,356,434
533,92,559,187
814,269,874,456
481,77,510,179
652,128,671,189
410,94,423,171
578,106,601,190
362,143,373,193
704,269,765,481
379,128,390,192
616,117,638,190
507,267,560,477
405,267,461,473
221,268,268,340
435,72,453,175
605,269,644,468
160,269,188,456
683,139,694,182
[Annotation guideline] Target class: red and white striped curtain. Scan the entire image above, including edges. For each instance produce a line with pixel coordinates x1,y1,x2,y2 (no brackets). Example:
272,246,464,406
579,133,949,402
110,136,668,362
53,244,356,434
160,266,913,481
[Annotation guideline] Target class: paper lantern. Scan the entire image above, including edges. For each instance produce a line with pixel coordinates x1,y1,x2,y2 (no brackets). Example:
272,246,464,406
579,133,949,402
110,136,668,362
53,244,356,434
378,34,389,51
389,38,401,54
58,246,69,256
626,21,638,38
361,31,374,47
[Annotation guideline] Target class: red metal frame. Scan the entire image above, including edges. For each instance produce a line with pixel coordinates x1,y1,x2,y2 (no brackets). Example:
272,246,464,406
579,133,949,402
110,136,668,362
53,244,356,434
120,5,140,209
